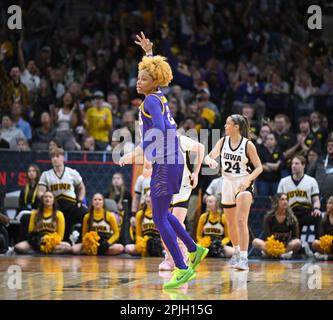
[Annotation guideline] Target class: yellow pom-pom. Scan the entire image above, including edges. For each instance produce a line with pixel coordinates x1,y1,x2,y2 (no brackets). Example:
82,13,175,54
136,236,149,257
319,234,333,254
82,231,100,255
265,235,286,258
40,232,61,254
197,236,212,248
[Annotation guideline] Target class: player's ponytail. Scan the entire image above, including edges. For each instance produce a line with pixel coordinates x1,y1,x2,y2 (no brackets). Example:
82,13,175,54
230,114,250,139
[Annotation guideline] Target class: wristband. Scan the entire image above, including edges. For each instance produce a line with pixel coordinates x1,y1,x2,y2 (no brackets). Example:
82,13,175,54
146,54,153,57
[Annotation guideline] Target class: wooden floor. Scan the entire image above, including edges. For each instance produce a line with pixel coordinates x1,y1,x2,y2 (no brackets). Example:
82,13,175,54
0,255,332,300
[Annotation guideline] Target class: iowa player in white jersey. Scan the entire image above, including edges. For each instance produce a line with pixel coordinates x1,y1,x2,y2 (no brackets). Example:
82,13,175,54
38,148,89,241
159,135,205,271
205,114,263,270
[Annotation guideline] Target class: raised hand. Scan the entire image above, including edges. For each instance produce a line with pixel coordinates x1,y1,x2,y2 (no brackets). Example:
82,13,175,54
134,31,153,55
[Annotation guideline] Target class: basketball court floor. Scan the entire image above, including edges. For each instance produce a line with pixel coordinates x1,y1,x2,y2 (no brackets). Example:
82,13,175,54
0,255,332,300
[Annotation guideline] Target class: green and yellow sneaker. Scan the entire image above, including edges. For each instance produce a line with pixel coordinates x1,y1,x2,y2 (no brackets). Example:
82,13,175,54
188,245,209,271
163,267,196,289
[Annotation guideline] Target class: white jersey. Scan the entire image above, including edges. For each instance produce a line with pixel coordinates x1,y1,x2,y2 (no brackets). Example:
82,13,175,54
134,174,151,205
221,136,251,179
206,177,224,198
179,135,193,188
39,167,82,202
277,174,320,210
172,135,194,205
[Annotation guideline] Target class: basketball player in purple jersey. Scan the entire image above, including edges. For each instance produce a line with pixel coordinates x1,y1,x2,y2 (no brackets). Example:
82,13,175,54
119,32,208,289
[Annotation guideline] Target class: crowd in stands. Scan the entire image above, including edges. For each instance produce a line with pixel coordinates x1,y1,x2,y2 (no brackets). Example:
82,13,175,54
1,0,333,258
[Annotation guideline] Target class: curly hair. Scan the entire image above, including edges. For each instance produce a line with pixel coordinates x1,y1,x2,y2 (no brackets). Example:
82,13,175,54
138,55,173,87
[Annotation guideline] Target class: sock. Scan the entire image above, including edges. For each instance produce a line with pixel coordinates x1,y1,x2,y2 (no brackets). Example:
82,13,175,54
234,245,240,254
240,251,248,259
151,195,189,269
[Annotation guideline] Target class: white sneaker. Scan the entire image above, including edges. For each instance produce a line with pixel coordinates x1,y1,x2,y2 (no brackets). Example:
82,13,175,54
236,257,249,271
314,252,328,261
69,230,80,246
5,247,15,255
159,253,175,271
281,251,293,260
229,253,240,268
261,250,267,257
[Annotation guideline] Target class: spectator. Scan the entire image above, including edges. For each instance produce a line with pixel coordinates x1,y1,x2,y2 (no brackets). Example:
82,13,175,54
0,114,26,149
17,164,41,241
31,78,55,128
252,193,301,259
49,67,66,99
272,114,296,160
121,110,136,138
255,124,271,148
0,50,30,116
306,148,320,169
293,72,315,118
84,91,112,150
48,139,62,154
309,111,328,149
281,117,320,162
264,71,290,119
110,127,135,156
257,133,285,196
17,37,40,97
277,155,321,239
241,104,260,141
54,92,78,151
31,112,56,151
17,138,31,152
11,101,32,142
233,71,265,121
107,92,122,130
317,71,333,114
82,136,96,151
105,172,132,212
307,138,333,202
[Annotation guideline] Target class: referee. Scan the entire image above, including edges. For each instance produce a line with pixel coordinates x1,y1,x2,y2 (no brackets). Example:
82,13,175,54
38,147,88,241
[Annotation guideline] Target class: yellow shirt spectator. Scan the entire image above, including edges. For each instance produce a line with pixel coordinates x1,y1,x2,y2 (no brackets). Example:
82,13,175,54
85,107,112,143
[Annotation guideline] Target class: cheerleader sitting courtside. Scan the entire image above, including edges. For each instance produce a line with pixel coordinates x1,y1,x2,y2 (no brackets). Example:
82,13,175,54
196,195,234,258
125,191,164,257
72,193,124,255
252,193,302,259
15,191,71,254
312,196,333,260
